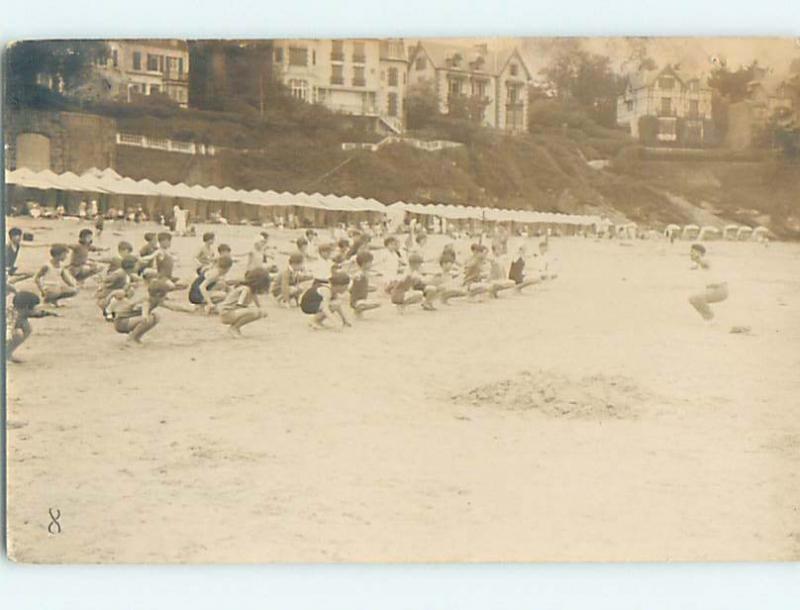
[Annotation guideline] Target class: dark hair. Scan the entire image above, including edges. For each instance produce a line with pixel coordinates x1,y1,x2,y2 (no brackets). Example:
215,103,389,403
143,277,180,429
408,252,424,265
79,228,93,240
331,272,350,287
296,237,308,248
217,254,233,270
259,231,269,240
203,232,215,243
120,255,139,271
691,243,706,255
318,242,334,253
144,232,156,241
8,227,22,238
289,252,304,265
13,291,40,310
440,251,455,265
355,250,374,267
416,232,427,244
384,236,397,247
157,232,172,242
337,238,350,250
217,244,232,254
50,244,69,258
118,240,133,252
148,280,171,297
242,268,271,293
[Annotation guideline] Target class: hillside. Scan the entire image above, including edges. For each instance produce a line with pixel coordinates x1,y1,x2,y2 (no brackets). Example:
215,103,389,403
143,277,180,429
13,93,798,236
112,107,695,227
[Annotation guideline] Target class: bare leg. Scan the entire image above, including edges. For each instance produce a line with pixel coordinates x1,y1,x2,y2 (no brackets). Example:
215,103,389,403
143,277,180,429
440,288,467,304
227,309,265,336
127,313,159,344
6,320,32,362
515,278,540,293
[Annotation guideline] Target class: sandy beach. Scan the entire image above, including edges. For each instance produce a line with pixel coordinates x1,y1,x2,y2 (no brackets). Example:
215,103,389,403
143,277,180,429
5,217,800,562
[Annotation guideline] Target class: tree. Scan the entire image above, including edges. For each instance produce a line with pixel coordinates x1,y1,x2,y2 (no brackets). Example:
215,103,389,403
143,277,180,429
405,80,440,129
541,44,623,127
707,61,759,103
5,40,109,107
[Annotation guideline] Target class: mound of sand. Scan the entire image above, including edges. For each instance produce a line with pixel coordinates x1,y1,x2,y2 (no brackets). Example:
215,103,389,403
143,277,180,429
451,370,648,419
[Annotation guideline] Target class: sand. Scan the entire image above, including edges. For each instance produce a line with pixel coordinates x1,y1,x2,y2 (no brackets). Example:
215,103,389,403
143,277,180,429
5,217,800,562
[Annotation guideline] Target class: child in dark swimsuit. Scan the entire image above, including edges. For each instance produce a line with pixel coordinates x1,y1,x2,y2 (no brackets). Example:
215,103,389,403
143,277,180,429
6,291,58,363
272,253,311,306
301,272,352,329
113,280,184,347
350,251,381,316
153,232,186,290
190,254,233,312
508,245,540,292
68,228,106,281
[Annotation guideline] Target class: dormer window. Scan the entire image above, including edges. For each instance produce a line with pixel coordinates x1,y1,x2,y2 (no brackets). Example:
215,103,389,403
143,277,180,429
658,77,675,90
510,63,518,77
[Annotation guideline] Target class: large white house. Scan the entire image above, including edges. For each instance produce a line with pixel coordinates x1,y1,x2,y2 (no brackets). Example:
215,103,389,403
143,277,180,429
270,38,408,133
36,40,190,108
406,41,532,133
616,65,713,145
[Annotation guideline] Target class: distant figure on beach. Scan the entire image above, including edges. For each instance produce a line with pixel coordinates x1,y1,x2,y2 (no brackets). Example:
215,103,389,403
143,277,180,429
688,243,728,322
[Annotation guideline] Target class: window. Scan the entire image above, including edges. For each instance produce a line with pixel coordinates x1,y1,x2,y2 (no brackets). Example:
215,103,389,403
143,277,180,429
506,83,521,104
472,79,487,98
689,99,699,117
448,78,462,97
274,47,284,63
388,67,398,86
509,63,518,77
289,47,308,67
625,100,634,111
353,66,366,86
658,77,674,90
112,49,118,68
387,92,398,117
132,52,141,70
689,80,699,92
331,64,344,85
150,84,160,95
660,97,673,116
415,56,426,71
331,40,344,62
178,57,184,76
147,54,161,72
657,117,677,141
289,79,308,100
352,41,365,63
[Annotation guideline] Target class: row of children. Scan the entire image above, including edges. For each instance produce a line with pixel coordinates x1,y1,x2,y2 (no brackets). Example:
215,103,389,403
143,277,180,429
5,224,558,360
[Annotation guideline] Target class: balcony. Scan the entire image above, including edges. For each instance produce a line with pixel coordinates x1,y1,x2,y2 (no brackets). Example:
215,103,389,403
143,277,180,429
352,54,366,64
330,51,344,62
163,69,188,82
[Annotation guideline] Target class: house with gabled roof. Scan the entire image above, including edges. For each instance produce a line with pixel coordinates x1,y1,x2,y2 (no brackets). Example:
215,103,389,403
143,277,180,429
616,65,714,146
407,40,532,133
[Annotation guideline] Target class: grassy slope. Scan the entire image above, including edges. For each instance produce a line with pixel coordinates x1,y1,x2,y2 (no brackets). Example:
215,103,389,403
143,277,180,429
108,102,797,235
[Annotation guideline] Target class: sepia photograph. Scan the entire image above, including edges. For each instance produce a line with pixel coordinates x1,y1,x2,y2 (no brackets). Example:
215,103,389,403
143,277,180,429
3,35,800,563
